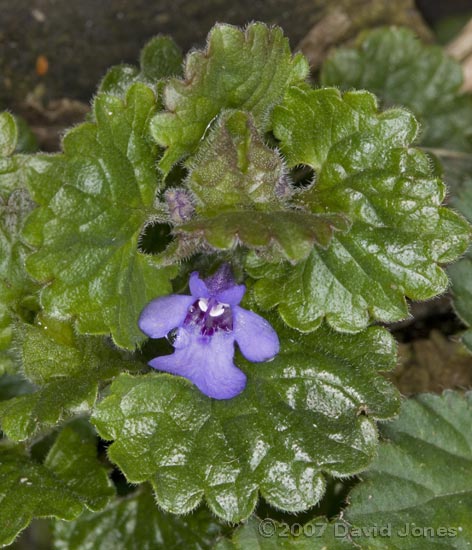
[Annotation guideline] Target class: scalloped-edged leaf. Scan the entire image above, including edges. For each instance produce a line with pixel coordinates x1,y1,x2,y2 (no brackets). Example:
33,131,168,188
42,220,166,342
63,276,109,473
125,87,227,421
23,84,176,349
248,87,470,333
0,112,39,374
215,516,353,549
345,391,472,549
0,419,114,547
99,36,183,98
92,324,399,522
169,110,349,261
320,30,472,344
320,27,472,152
151,22,309,173
0,316,135,441
53,486,224,550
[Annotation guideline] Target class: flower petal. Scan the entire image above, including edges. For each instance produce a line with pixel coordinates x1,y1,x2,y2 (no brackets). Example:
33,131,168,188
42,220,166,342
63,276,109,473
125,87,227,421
233,306,280,362
149,331,246,399
189,272,210,298
216,284,246,305
138,294,193,339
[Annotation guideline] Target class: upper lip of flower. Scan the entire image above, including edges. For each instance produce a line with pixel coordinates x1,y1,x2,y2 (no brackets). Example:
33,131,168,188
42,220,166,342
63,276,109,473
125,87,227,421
188,267,246,305
138,265,280,400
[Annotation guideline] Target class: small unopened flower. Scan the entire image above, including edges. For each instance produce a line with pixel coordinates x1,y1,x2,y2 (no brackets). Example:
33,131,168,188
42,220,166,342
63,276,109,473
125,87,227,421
139,264,279,399
165,188,195,224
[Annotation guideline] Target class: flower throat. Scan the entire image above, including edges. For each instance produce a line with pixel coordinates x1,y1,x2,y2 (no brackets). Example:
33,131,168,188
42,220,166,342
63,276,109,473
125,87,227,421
184,298,233,336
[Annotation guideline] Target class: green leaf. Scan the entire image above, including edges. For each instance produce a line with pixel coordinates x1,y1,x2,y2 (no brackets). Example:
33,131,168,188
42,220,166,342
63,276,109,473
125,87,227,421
0,316,134,441
139,36,183,83
168,110,349,261
0,113,39,374
13,116,39,154
99,36,183,98
53,486,224,550
92,324,399,522
248,87,470,333
215,516,353,549
151,23,309,173
23,84,177,349
320,27,472,152
0,112,17,156
344,391,472,549
0,419,114,547
98,65,141,99
44,419,115,510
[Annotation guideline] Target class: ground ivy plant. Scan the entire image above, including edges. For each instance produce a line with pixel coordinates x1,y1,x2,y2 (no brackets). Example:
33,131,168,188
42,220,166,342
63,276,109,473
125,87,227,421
0,22,471,548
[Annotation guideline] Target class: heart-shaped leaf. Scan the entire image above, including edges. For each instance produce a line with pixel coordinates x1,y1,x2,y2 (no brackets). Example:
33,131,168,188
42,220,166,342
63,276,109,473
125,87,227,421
150,23,309,173
248,87,470,332
0,317,135,441
24,85,177,349
92,324,399,522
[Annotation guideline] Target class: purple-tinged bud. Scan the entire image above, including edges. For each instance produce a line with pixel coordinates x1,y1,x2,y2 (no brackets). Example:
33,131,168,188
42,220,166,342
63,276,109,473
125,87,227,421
165,188,195,224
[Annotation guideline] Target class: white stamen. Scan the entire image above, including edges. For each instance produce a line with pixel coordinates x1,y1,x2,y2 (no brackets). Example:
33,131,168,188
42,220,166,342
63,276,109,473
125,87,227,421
198,298,209,312
209,303,226,317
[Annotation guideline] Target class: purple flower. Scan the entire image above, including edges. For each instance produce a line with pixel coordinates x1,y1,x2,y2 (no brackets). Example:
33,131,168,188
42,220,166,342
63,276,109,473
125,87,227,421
138,264,279,399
